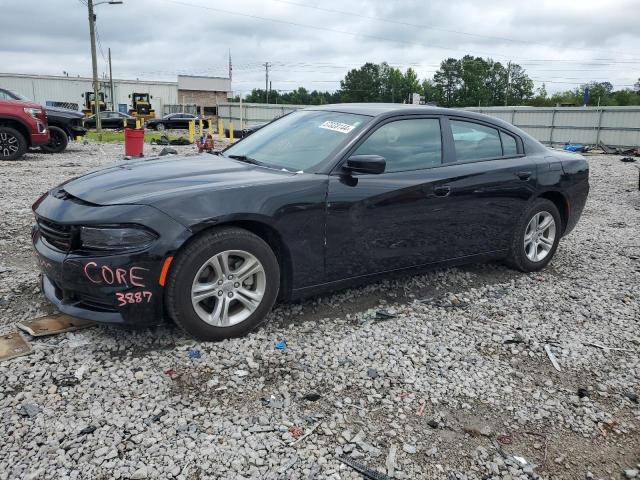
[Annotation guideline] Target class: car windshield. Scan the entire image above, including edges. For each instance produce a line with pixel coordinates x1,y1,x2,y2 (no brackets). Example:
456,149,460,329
223,110,370,172
1,89,30,101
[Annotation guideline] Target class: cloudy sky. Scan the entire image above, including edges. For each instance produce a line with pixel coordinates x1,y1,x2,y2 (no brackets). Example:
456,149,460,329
1,0,639,95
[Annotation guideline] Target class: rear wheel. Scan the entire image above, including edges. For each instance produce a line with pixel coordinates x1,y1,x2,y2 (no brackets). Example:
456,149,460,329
165,227,280,341
156,123,165,131
40,126,69,153
506,199,561,272
0,127,27,160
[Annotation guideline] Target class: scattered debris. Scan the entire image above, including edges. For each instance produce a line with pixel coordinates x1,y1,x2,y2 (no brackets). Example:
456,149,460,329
417,402,426,417
513,455,528,465
187,350,202,359
497,434,513,445
427,419,439,429
275,340,287,350
0,330,32,361
262,395,284,409
289,426,303,440
577,387,589,398
375,310,397,320
278,456,298,475
234,369,249,377
74,365,87,381
16,314,95,337
385,444,397,477
367,368,380,379
303,393,321,402
544,345,561,371
164,368,178,379
625,468,639,479
290,423,320,446
78,426,97,436
402,444,417,454
338,455,391,480
621,156,636,163
54,374,80,387
584,341,635,352
564,143,586,152
158,147,178,156
18,402,41,418
624,391,639,404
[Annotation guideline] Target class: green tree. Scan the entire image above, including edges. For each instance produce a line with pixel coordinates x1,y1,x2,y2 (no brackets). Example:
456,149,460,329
340,62,383,102
433,58,463,106
506,64,534,105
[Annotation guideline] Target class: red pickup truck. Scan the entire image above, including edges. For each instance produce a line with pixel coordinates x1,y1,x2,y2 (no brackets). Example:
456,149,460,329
0,98,50,160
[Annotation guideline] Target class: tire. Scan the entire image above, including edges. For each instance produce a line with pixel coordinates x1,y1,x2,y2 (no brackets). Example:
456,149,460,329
165,227,280,341
0,126,27,161
506,199,562,272
40,126,69,153
156,123,165,131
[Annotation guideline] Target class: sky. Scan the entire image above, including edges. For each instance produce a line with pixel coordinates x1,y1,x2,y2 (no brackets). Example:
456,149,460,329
1,0,639,96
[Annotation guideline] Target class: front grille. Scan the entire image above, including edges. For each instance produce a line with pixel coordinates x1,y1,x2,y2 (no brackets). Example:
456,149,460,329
37,217,75,251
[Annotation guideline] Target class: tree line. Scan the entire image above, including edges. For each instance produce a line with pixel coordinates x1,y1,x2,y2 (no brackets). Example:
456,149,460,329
237,57,640,107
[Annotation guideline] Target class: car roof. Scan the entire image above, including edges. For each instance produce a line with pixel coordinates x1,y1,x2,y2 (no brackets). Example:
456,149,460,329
304,103,545,152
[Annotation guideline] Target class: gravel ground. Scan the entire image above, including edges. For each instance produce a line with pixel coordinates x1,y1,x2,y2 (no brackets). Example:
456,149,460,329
0,143,639,480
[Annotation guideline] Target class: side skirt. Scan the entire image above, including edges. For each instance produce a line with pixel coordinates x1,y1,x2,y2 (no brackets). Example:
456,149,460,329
288,249,508,301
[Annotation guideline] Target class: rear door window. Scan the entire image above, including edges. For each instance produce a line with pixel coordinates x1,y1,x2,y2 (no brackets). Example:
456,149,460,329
354,118,442,172
451,120,503,162
500,131,518,156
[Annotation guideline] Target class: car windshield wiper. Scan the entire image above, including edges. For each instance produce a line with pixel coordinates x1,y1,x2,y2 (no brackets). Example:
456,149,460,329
227,154,267,167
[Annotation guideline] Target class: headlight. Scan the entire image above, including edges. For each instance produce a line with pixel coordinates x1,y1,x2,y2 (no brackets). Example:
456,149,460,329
23,107,43,118
80,226,157,250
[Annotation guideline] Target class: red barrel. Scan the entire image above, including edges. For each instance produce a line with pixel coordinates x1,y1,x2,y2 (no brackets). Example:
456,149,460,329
124,128,144,157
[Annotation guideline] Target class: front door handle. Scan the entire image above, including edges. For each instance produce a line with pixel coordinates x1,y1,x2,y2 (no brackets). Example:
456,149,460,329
516,171,532,181
433,185,451,197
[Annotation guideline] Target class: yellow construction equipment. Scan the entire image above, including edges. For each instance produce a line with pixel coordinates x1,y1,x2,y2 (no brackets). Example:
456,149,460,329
81,92,107,117
128,93,155,122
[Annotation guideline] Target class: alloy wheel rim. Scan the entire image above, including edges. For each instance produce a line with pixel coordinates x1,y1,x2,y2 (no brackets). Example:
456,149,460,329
191,250,266,327
0,132,19,157
524,211,556,262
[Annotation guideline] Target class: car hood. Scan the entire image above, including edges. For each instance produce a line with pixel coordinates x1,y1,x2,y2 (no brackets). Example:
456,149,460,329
62,154,295,206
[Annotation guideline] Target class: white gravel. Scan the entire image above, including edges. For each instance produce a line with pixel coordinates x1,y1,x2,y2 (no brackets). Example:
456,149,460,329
0,142,638,479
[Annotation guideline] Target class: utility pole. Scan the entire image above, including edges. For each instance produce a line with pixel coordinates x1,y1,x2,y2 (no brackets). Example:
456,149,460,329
264,62,270,103
85,0,122,133
108,48,115,111
505,61,511,107
87,0,102,132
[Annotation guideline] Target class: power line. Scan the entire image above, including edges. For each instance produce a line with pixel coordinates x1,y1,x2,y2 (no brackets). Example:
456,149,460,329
269,0,640,60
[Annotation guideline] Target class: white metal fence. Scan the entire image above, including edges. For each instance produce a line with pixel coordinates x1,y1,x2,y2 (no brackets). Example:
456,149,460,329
467,106,640,148
217,102,640,148
217,102,306,127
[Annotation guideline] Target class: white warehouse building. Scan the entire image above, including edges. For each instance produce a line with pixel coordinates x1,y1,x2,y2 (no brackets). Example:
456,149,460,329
0,73,231,117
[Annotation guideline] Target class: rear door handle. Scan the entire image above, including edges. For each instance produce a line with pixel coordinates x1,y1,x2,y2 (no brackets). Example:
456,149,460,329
433,185,451,197
516,171,532,180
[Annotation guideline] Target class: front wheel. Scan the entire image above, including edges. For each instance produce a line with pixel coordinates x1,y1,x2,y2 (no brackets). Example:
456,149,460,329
165,227,280,341
0,126,27,160
156,123,165,131
506,199,561,272
40,126,69,153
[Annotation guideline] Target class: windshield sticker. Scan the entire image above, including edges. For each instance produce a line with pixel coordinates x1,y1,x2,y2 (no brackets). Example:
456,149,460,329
319,121,356,134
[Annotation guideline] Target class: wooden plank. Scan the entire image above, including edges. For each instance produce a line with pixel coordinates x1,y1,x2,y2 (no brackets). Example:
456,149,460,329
16,314,95,337
0,331,33,362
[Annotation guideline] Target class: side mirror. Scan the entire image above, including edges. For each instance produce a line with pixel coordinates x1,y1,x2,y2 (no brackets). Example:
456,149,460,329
150,95,153,99
344,155,386,174
128,94,131,98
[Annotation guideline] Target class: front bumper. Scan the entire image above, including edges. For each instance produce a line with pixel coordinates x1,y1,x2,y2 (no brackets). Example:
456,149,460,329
69,125,88,137
31,130,50,147
32,193,190,326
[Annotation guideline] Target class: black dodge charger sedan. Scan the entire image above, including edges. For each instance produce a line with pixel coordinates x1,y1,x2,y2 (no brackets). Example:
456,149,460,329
32,104,589,340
